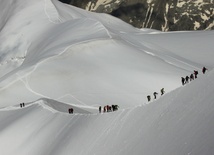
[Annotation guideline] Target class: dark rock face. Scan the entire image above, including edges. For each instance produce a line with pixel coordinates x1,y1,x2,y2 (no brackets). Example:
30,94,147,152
59,0,214,31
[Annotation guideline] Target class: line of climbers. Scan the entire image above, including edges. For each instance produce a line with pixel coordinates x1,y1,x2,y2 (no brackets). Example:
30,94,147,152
147,88,165,102
68,105,120,114
20,103,25,108
181,67,207,85
99,105,119,113
19,67,208,114
19,103,118,114
68,108,73,114
146,67,208,102
19,102,75,114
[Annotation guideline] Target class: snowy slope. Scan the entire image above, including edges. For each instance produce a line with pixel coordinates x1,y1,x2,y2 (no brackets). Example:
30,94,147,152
1,0,213,108
0,0,214,154
0,66,214,155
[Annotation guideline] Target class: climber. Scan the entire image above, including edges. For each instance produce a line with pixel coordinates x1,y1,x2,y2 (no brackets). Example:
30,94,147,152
99,106,102,113
190,74,194,81
194,70,198,78
185,76,189,83
160,88,165,95
153,92,158,99
68,108,73,114
181,77,185,85
147,95,151,102
202,67,207,74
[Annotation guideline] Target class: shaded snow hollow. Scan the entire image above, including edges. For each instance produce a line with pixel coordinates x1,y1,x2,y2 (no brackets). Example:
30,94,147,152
0,0,214,154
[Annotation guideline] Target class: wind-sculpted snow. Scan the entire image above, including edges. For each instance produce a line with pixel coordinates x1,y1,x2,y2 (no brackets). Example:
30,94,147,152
0,70,214,155
0,98,94,114
0,0,214,154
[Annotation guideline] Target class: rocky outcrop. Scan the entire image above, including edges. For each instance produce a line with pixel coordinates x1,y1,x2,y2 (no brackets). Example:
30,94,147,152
59,0,214,31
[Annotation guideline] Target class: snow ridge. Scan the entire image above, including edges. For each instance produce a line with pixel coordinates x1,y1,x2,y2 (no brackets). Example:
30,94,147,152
0,0,214,155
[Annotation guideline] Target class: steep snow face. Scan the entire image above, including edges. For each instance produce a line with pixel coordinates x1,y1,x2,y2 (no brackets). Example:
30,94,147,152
0,0,214,154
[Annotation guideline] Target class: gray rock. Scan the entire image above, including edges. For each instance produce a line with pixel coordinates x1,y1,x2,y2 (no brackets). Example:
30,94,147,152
59,0,214,31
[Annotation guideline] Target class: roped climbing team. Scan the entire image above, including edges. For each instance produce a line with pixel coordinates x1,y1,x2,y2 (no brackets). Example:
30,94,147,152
19,66,208,114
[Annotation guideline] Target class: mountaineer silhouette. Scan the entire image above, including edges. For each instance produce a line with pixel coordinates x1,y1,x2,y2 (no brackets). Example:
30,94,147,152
153,92,158,99
202,67,207,74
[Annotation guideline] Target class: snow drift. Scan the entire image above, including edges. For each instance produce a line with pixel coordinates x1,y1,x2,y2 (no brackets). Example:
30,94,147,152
0,0,214,154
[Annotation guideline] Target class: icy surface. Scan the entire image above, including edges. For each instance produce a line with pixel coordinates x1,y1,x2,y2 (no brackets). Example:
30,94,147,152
0,0,214,154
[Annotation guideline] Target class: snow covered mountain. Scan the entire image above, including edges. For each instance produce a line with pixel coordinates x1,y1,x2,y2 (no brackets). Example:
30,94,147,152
0,0,214,154
60,0,214,31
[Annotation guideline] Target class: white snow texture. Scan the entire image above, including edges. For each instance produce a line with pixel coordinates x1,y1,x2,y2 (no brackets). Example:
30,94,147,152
0,0,214,155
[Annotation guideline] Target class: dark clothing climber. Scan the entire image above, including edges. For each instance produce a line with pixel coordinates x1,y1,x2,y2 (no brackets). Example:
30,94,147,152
190,74,194,81
185,76,189,83
99,106,102,113
147,95,151,102
106,105,111,112
160,88,165,95
112,105,119,111
181,77,185,85
68,108,73,114
103,106,107,113
153,92,158,99
115,105,119,111
194,70,198,78
202,67,207,74
20,103,25,108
